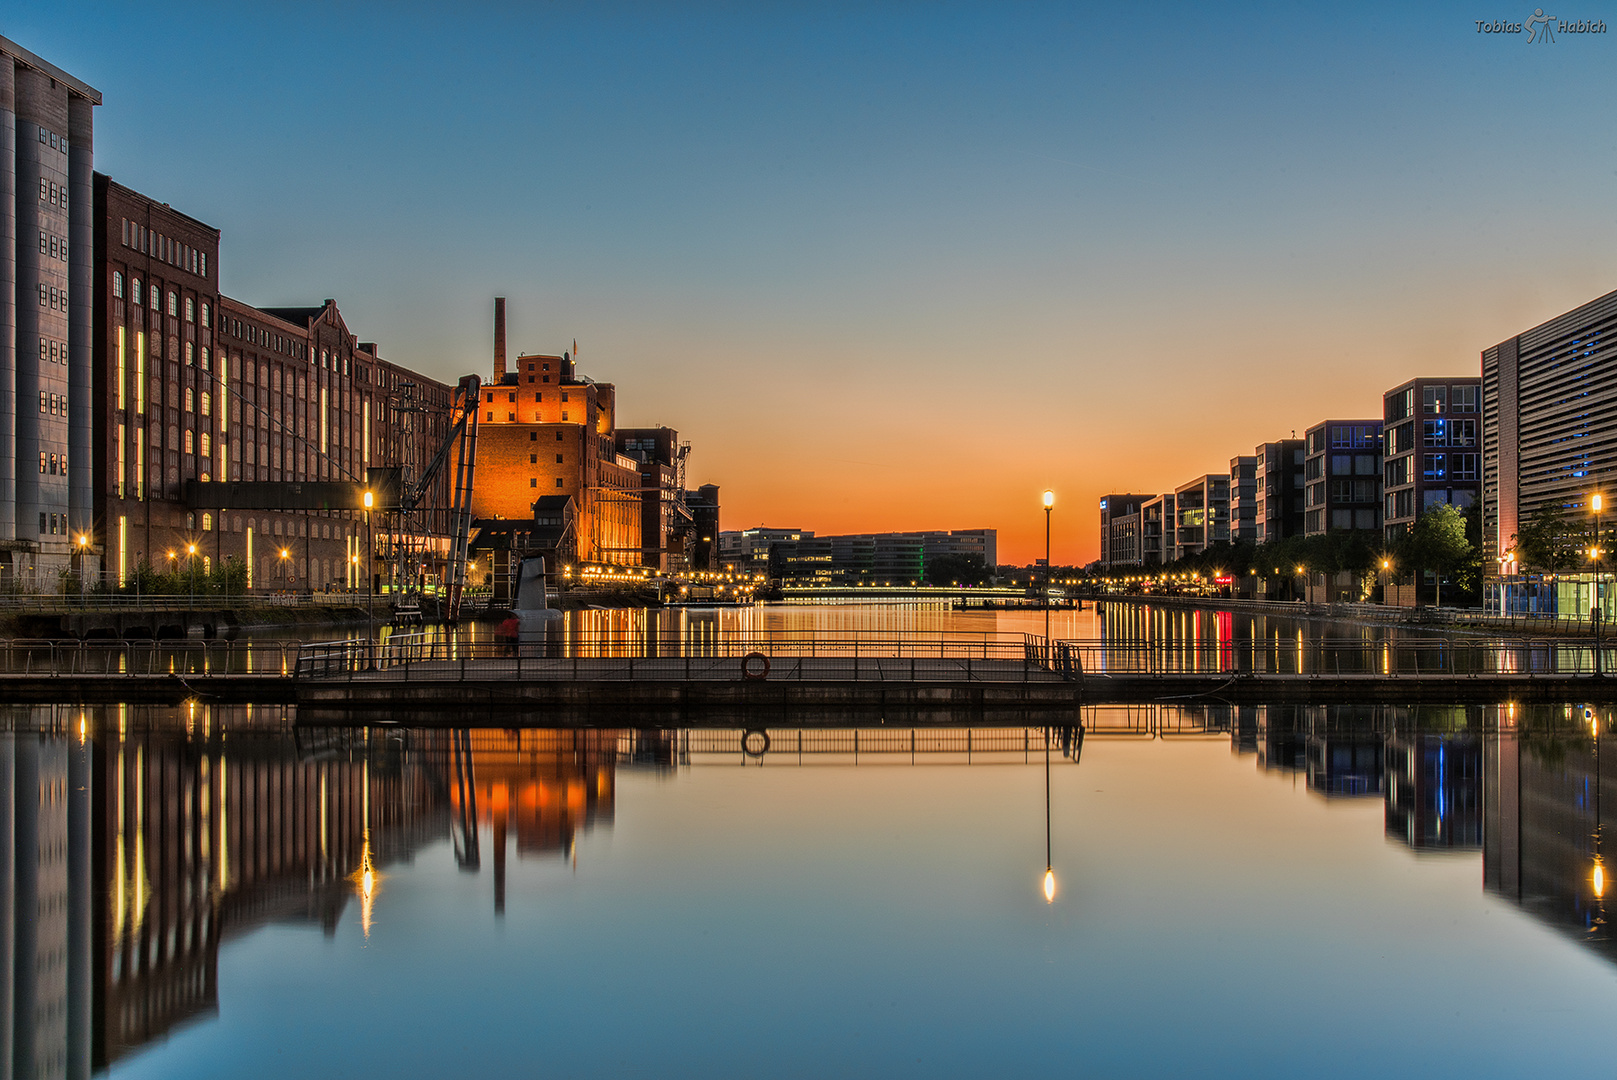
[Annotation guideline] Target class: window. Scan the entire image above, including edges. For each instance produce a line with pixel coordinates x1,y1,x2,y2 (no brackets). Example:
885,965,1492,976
486,412,493,422
529,431,537,442
529,454,537,463
203,513,213,531
507,392,516,402
184,430,194,454
556,431,563,441
201,303,210,327
1453,385,1477,412
1354,455,1376,476
556,453,564,464
1423,385,1447,413
185,389,195,413
201,433,212,457
1423,420,1447,447
1453,419,1477,447
530,478,537,488
507,412,515,421
1330,454,1352,475
535,392,542,401
555,478,564,488
150,285,159,309
1331,509,1353,530
201,391,211,417
1424,489,1450,510
1452,453,1479,481
186,298,195,322
201,347,210,373
113,271,123,299
561,392,569,402
1423,454,1446,481
185,342,194,366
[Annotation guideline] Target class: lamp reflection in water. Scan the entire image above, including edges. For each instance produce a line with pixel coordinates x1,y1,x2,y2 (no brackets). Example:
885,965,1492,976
1038,724,1086,904
353,831,381,938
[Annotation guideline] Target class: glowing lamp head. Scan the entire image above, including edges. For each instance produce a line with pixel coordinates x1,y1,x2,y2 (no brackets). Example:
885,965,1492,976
1596,862,1607,899
187,543,196,555
1382,560,1390,569
1596,494,1605,514
1042,490,1055,509
77,534,88,548
363,490,374,510
1043,868,1056,903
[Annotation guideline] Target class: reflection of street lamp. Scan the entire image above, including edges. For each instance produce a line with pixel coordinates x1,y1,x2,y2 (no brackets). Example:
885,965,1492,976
1042,728,1056,903
1042,490,1055,648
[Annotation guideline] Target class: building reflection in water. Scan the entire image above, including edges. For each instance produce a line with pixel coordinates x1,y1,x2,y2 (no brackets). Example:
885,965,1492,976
10,700,1617,1074
0,705,667,1077
1485,705,1617,960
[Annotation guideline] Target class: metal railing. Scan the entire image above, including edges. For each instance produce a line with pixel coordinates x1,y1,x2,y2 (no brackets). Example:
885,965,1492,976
1064,636,1612,676
0,638,304,677
295,632,1069,684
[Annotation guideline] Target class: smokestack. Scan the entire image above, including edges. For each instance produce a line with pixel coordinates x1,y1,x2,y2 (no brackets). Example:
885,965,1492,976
494,297,507,383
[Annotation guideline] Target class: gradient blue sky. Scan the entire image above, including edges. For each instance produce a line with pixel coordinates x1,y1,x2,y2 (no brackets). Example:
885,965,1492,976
13,2,1617,561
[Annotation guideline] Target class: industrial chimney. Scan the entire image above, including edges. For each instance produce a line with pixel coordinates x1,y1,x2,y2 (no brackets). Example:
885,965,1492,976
494,296,507,383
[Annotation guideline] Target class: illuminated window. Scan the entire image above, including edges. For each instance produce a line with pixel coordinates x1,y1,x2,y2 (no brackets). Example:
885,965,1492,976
113,271,123,298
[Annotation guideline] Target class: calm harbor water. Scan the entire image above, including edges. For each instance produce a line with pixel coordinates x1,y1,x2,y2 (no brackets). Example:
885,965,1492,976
7,606,1617,1077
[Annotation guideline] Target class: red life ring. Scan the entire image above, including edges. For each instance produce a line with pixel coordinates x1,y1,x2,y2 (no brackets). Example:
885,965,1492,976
741,651,771,680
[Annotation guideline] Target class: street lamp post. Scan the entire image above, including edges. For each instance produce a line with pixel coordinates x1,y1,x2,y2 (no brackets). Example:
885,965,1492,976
1381,558,1391,606
1596,494,1605,677
186,543,198,609
76,534,89,598
1042,490,1055,651
364,490,375,666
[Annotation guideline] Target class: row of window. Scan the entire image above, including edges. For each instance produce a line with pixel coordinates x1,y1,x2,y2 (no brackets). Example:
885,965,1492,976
530,477,567,488
39,230,68,263
39,512,67,537
39,392,67,417
111,272,210,327
39,452,68,475
119,218,207,278
39,125,69,155
489,391,570,403
38,284,67,311
38,178,68,210
494,411,571,423
39,337,67,366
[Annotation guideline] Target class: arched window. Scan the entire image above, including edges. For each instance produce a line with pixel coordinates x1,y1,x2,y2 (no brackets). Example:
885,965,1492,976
167,292,178,317
131,278,142,305
201,433,212,456
185,298,195,322
184,342,194,366
184,429,194,454
200,391,211,417
201,303,210,327
113,271,123,299
202,513,213,531
149,285,158,309
200,347,210,373
185,388,194,413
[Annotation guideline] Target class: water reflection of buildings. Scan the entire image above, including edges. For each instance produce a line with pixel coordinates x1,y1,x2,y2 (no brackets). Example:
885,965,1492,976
1485,718,1617,961
449,729,672,914
0,706,661,1076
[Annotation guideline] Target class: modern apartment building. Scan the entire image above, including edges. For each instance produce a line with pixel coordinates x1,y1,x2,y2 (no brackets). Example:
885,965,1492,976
1483,286,1617,566
1,38,100,586
1173,474,1230,556
1228,457,1257,544
1140,493,1176,565
1303,420,1383,536
1382,376,1481,543
1253,439,1305,543
1099,493,1152,570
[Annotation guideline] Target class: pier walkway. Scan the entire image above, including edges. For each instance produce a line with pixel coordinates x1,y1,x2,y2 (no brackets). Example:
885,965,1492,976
4,632,1617,714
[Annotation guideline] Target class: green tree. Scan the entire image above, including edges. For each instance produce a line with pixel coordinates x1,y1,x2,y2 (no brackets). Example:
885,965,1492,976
1512,503,1585,573
1397,505,1473,606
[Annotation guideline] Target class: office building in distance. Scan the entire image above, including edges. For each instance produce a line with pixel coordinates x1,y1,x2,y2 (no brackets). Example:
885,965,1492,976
1381,375,1481,544
1098,493,1152,571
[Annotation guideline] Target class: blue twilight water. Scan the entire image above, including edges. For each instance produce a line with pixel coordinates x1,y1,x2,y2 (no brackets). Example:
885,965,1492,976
6,704,1608,1079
